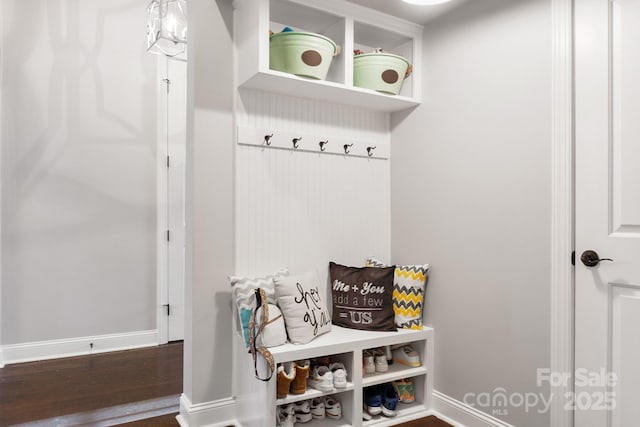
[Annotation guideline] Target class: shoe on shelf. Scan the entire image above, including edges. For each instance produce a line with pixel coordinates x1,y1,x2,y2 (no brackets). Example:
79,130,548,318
363,350,375,374
325,395,342,420
307,365,335,392
290,359,310,394
392,345,421,367
293,399,312,423
329,362,348,388
310,397,325,419
373,348,389,372
392,378,415,403
362,403,372,421
364,385,383,416
277,362,296,399
382,383,400,417
277,404,295,427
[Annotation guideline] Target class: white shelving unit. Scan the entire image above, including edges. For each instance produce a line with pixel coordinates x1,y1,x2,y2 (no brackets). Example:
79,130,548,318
233,0,423,112
233,325,434,427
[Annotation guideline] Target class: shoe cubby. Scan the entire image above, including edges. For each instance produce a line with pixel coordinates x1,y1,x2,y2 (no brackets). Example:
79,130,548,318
234,0,423,112
363,375,428,427
276,351,356,406
362,340,428,387
233,326,434,427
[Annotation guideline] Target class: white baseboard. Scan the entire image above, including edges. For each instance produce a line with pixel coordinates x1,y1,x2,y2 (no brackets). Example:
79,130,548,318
433,390,515,427
1,330,158,365
177,394,238,427
0,347,4,368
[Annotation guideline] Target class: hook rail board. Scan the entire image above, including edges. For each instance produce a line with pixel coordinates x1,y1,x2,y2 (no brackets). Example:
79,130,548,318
236,127,390,159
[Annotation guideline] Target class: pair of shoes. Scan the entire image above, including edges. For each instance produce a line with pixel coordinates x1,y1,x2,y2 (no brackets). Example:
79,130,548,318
310,396,342,420
363,348,388,374
277,403,295,427
392,345,421,367
310,356,349,389
392,378,415,403
278,400,314,424
308,361,348,391
307,365,334,392
364,383,400,417
277,360,310,398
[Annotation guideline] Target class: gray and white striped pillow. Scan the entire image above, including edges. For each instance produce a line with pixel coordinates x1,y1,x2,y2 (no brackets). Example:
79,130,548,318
229,269,289,346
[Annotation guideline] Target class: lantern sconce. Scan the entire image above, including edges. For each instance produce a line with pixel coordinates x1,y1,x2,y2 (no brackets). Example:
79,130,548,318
147,0,188,61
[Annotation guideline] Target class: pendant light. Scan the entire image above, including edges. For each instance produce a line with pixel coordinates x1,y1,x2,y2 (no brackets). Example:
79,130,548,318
147,0,188,61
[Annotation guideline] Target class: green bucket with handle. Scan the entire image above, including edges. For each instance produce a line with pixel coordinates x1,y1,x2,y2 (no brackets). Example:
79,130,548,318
353,52,412,95
270,32,338,80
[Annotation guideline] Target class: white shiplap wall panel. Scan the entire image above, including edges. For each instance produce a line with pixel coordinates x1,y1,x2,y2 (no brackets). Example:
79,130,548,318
235,89,391,283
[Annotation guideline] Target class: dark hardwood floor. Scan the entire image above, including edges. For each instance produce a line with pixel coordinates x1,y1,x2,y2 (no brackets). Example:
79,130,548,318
0,342,451,426
0,342,182,426
123,413,452,426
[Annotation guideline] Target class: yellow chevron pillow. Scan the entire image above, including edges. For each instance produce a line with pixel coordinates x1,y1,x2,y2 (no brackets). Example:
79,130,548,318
365,257,429,330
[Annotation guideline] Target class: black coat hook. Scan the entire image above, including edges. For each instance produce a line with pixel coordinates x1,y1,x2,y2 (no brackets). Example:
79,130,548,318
292,137,302,149
264,134,273,145
344,143,354,154
319,140,328,152
366,146,377,157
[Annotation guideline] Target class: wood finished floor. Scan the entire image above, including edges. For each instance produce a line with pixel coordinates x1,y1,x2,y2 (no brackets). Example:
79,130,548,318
123,413,452,427
0,342,182,426
0,342,451,426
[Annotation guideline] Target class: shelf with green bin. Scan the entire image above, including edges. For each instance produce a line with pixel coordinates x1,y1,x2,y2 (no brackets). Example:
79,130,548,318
234,0,423,112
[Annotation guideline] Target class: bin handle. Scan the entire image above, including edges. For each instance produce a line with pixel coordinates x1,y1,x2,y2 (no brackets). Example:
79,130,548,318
405,64,413,79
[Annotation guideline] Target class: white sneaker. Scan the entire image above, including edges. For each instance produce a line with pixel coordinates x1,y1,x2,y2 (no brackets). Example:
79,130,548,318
277,404,295,427
363,350,375,374
362,403,372,421
293,399,312,423
325,396,342,420
307,365,334,392
329,362,347,388
392,345,421,367
374,348,388,372
310,397,325,419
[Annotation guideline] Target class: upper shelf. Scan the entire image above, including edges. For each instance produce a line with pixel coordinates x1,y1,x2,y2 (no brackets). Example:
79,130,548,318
234,0,424,113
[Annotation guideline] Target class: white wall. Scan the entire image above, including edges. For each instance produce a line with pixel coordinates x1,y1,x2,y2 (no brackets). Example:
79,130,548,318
181,0,235,413
1,0,158,347
390,1,552,426
235,89,391,280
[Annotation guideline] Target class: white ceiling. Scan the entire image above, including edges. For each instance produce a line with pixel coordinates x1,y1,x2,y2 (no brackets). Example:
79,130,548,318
347,0,468,24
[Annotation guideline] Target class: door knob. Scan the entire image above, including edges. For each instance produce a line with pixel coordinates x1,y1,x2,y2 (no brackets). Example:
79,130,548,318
580,250,613,267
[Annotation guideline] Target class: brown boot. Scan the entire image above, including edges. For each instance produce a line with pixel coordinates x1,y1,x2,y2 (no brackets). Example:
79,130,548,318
290,359,310,395
277,362,295,399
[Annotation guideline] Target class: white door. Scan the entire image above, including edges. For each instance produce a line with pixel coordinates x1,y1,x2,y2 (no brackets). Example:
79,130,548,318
575,0,640,425
160,58,187,342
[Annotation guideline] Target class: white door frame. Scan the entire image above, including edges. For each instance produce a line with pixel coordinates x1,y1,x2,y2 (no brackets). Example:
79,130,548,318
157,56,170,345
0,0,5,368
550,0,574,426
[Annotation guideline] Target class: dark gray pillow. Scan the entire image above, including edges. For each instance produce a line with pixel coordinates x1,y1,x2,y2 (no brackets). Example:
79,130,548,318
329,262,396,332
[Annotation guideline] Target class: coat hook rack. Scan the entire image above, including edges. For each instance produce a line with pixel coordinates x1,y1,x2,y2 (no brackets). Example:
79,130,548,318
237,127,389,160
